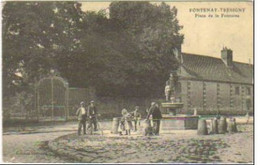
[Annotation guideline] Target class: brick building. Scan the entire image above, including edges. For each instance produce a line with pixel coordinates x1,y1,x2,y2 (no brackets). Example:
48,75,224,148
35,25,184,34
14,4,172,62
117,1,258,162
175,47,253,113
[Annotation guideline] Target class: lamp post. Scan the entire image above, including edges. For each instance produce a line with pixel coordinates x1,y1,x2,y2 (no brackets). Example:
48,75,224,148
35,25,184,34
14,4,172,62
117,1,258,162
65,81,69,121
50,69,55,121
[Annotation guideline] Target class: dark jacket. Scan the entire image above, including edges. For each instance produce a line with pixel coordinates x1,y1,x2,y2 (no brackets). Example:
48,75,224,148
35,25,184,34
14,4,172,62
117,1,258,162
146,106,162,120
87,105,98,117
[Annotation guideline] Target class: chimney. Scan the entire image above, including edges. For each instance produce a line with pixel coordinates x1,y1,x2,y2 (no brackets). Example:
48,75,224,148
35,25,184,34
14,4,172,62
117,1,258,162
221,47,233,67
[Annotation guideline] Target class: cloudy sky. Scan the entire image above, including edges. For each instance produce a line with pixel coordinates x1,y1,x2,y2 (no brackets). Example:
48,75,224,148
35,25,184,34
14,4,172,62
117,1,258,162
81,2,253,64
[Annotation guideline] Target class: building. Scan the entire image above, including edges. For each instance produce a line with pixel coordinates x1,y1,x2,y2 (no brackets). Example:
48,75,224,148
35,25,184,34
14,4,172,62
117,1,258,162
175,47,253,113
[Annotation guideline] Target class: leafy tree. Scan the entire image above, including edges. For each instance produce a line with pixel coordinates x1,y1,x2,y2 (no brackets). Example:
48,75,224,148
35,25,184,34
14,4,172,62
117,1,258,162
106,2,183,96
3,1,184,100
2,2,83,98
2,2,84,119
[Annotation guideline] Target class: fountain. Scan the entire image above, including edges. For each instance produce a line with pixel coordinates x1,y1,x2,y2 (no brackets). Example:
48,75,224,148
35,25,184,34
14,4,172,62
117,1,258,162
160,73,199,130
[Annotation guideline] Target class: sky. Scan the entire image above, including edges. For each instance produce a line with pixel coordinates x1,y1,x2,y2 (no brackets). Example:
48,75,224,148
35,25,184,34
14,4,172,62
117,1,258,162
81,2,253,64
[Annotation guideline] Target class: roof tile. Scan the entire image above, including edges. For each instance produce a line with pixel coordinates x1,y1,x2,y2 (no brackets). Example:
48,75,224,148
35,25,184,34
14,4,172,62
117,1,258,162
179,53,253,84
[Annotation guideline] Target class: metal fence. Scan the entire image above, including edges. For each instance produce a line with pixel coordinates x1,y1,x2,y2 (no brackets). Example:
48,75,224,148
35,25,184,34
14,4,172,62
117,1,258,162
36,75,69,121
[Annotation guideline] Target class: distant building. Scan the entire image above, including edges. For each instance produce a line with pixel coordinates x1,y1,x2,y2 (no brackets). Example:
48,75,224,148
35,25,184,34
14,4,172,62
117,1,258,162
175,47,253,113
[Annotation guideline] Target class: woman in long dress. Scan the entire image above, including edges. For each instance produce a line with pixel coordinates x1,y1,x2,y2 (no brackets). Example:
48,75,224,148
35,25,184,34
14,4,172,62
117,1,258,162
119,109,133,135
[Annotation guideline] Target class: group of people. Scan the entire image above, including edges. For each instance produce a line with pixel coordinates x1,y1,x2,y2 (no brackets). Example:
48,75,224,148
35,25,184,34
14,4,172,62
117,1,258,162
118,102,162,136
118,106,142,135
76,101,163,136
76,100,98,135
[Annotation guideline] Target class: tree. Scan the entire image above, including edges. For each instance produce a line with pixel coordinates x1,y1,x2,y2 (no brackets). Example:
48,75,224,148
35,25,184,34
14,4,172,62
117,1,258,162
108,2,183,96
67,2,184,97
2,2,84,119
3,1,184,99
2,2,83,98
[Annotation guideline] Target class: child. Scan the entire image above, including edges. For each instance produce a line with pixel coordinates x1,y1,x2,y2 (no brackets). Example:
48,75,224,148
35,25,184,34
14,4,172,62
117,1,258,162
131,106,142,131
120,109,133,135
118,118,125,136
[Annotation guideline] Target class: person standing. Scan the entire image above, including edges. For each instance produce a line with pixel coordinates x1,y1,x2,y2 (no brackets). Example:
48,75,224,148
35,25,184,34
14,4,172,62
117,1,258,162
131,106,142,131
146,102,162,135
76,101,87,135
87,100,98,131
121,109,133,135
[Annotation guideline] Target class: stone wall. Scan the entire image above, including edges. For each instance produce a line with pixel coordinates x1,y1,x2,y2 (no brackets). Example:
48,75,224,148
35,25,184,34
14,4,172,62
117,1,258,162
179,79,253,114
218,83,230,111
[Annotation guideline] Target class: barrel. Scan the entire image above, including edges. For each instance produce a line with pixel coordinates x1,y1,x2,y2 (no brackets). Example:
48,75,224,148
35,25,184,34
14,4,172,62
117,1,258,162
197,119,208,135
233,118,238,133
218,116,227,134
111,117,120,134
227,119,234,133
211,118,218,134
228,118,238,133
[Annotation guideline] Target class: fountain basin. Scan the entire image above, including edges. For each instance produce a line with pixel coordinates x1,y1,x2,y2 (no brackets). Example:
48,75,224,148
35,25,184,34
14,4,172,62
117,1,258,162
161,102,184,116
160,102,198,130
161,102,184,108
160,115,199,130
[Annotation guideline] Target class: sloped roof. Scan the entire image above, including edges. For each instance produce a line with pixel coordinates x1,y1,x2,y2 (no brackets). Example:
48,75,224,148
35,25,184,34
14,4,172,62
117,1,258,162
179,53,253,84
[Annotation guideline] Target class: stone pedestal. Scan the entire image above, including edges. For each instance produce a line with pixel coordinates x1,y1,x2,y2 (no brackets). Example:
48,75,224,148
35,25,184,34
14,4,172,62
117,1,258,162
161,102,198,130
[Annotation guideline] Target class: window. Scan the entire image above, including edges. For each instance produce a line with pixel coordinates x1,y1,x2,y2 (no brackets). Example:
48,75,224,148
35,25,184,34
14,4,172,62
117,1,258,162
246,87,251,95
235,87,240,95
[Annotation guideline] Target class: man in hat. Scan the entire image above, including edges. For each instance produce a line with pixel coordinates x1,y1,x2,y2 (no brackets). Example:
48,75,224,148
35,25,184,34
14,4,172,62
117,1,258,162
76,101,87,135
87,100,98,131
146,102,162,135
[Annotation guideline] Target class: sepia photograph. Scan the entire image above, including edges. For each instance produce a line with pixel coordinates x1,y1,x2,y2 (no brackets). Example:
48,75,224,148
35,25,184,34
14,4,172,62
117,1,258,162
1,0,254,164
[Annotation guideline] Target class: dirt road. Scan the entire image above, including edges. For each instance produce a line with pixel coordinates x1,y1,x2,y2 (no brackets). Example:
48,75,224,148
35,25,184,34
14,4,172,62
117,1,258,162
2,119,253,163
2,131,76,163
